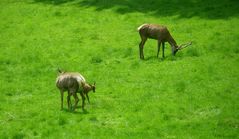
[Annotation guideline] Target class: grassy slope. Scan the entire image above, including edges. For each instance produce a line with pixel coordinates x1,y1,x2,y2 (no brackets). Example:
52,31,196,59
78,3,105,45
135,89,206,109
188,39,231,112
0,0,239,138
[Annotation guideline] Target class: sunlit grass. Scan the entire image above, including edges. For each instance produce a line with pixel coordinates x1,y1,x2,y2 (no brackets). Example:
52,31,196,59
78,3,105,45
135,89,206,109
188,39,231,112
0,0,239,138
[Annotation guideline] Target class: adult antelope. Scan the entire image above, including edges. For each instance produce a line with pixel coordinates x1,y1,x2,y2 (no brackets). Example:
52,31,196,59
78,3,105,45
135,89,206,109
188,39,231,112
137,23,192,59
56,69,96,111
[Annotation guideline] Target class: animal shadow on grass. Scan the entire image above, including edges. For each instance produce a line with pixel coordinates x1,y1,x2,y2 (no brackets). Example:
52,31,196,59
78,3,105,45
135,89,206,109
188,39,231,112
61,107,89,114
143,55,179,62
144,56,164,61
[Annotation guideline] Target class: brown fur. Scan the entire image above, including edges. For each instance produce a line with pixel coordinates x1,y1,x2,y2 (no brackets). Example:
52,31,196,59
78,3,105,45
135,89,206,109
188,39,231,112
138,23,191,59
56,70,95,111
81,82,96,104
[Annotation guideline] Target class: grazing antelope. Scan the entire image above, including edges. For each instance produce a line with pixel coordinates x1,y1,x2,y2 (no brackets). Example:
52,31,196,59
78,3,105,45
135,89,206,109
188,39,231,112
137,23,192,59
56,69,96,111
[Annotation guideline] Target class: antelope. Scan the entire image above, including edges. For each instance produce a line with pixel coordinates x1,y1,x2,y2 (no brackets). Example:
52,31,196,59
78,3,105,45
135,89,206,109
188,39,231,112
137,23,192,59
56,69,96,111
81,81,96,104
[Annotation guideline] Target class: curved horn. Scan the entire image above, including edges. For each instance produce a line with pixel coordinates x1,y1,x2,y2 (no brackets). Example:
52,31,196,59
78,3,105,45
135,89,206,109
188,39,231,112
178,42,192,50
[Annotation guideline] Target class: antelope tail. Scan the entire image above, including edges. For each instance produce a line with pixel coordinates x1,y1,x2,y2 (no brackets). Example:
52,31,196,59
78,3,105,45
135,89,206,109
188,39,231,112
137,24,147,31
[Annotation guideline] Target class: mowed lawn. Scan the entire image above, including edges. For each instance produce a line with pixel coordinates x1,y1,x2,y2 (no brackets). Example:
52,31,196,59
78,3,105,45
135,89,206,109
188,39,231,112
0,0,239,138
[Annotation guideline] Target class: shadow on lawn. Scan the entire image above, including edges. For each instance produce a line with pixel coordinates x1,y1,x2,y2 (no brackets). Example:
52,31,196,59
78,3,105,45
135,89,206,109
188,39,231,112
62,107,89,114
33,0,74,5
33,0,239,19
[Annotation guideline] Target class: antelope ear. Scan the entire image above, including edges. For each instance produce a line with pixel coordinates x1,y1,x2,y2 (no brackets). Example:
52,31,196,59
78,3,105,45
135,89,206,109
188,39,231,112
57,68,66,74
57,68,62,73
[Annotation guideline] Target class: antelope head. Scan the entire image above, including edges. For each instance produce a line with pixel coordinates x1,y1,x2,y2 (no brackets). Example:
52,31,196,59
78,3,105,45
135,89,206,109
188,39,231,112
174,42,192,55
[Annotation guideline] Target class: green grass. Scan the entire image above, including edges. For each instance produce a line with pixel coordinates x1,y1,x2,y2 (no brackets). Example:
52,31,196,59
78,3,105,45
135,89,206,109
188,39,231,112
0,0,239,138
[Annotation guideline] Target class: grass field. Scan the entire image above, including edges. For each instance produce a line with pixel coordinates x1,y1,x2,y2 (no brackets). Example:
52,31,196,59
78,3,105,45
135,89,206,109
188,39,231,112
0,0,239,138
